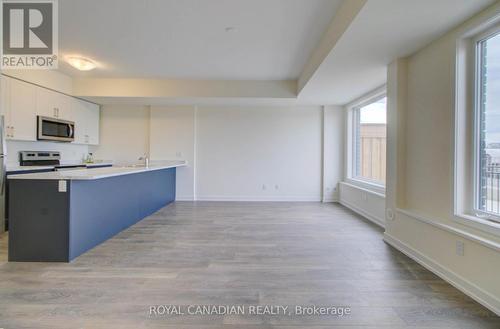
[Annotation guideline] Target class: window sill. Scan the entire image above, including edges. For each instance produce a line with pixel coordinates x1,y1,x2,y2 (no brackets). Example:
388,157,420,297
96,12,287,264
453,213,500,238
344,178,386,197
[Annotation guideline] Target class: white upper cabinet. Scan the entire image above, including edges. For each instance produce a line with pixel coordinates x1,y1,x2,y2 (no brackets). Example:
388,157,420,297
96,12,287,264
72,99,87,144
0,75,100,145
36,87,74,121
72,98,100,145
58,95,75,121
86,102,100,145
0,77,9,120
35,87,54,118
2,77,36,141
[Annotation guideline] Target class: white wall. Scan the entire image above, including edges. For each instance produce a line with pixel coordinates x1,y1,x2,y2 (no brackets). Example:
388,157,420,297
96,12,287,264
323,106,344,202
384,2,500,315
91,105,150,165
195,106,323,201
150,106,196,200
95,104,344,202
2,70,73,94
339,182,385,227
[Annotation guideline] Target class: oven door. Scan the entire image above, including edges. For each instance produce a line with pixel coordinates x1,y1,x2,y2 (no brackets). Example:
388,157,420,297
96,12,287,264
37,116,75,142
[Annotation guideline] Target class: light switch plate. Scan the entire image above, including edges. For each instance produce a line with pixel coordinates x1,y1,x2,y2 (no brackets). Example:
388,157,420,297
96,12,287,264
58,180,67,192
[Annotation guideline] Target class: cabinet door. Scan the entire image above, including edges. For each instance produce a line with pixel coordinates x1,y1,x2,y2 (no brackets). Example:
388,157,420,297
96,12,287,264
8,78,36,141
72,99,99,145
57,94,75,121
36,87,74,120
72,99,88,144
0,76,10,120
86,102,100,145
36,87,58,118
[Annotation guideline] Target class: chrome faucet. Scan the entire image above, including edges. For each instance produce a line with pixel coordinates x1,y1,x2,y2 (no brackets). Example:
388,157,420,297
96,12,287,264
138,155,149,167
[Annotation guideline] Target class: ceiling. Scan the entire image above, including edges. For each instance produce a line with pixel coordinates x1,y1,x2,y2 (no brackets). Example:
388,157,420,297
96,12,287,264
58,0,342,80
297,0,497,105
57,0,498,105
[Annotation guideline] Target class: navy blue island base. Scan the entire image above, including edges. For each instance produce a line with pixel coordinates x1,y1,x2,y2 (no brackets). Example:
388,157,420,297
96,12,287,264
8,167,176,262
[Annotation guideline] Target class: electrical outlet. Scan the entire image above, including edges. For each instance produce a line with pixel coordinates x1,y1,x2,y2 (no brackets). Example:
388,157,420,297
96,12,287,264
362,193,368,201
262,184,267,190
456,241,465,256
275,185,279,190
176,151,182,158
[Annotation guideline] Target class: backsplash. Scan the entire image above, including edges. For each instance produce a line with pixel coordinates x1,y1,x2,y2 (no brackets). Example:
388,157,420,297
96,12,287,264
6,141,90,165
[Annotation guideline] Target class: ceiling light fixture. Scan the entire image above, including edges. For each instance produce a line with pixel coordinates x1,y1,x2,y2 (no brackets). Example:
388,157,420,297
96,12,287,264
66,56,97,71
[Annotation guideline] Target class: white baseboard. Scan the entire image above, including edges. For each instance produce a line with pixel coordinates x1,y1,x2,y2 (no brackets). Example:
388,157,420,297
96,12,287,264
339,199,385,228
194,195,322,202
384,233,500,316
175,197,195,201
322,198,339,203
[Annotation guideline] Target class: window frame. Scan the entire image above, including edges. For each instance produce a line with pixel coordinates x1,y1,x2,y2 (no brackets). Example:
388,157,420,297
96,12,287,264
453,15,500,237
346,89,387,194
472,25,500,223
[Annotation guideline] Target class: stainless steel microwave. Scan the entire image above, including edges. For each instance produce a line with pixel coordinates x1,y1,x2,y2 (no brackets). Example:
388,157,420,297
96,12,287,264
37,116,75,142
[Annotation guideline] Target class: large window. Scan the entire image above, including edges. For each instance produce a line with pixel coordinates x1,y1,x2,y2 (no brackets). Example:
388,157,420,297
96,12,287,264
352,96,387,186
475,28,500,222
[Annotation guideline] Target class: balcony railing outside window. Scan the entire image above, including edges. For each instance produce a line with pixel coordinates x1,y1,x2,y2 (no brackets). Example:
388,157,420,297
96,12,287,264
480,162,500,216
475,30,500,222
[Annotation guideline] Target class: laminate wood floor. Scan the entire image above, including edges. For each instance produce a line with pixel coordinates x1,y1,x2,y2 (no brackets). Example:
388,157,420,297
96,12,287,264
0,202,498,328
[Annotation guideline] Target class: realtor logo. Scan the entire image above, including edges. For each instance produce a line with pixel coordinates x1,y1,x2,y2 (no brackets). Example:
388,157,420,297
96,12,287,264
2,0,58,69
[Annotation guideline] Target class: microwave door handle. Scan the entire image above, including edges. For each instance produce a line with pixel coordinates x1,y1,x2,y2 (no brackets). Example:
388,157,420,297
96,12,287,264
68,123,74,138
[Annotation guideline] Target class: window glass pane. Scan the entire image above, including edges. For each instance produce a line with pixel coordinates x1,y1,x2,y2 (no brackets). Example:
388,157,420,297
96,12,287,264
355,97,387,185
478,32,500,217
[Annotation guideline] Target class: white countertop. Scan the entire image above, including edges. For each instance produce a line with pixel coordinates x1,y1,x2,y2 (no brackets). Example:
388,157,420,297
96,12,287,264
6,165,55,172
7,161,186,180
6,161,114,172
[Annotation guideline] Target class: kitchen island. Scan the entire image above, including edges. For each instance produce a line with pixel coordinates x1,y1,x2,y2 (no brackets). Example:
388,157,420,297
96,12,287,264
7,161,186,262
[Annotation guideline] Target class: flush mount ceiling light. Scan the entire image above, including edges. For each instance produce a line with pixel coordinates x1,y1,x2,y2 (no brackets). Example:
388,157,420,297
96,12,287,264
66,56,96,71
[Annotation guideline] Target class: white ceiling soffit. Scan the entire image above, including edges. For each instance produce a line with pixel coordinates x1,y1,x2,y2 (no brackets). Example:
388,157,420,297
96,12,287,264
58,0,342,80
298,0,496,105
82,96,306,107
72,78,297,100
298,0,366,93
